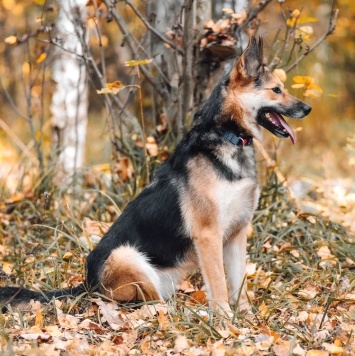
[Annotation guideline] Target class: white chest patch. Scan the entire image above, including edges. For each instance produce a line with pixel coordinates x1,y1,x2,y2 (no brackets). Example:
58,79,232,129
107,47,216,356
215,178,259,237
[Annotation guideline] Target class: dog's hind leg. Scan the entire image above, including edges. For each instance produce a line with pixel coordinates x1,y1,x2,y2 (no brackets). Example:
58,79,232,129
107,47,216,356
99,245,163,302
224,224,250,310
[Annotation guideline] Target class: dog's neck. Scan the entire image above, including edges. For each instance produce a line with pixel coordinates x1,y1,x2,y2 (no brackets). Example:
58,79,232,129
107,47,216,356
216,118,253,145
221,131,253,146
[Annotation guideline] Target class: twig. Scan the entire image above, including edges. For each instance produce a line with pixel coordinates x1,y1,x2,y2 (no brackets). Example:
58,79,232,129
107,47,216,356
102,0,168,100
179,0,194,140
124,0,184,56
285,6,338,73
0,76,30,122
0,118,37,161
135,69,150,184
240,0,273,31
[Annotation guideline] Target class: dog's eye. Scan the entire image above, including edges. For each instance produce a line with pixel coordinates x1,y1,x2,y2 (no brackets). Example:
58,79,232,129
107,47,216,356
272,87,282,94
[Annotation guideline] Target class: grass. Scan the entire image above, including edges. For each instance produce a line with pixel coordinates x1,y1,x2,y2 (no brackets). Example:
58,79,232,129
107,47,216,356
0,165,354,355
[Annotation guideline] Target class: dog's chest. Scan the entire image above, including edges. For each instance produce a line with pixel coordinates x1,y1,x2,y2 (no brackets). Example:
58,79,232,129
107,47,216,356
215,177,259,232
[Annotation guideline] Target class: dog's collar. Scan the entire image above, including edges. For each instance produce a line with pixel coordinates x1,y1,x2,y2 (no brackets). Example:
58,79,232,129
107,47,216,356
222,131,253,146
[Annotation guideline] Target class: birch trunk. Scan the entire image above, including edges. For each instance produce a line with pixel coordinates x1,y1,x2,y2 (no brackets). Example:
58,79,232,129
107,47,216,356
50,0,88,179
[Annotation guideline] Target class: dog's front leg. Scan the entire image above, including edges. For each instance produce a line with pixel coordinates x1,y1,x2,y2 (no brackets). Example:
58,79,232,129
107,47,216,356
223,224,249,310
193,230,231,314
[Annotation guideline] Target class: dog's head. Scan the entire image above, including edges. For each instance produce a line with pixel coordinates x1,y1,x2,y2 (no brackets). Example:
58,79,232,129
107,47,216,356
222,36,312,143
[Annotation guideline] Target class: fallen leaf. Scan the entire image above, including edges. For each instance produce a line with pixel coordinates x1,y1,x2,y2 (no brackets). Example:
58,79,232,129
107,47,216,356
306,350,329,356
322,343,344,355
157,310,170,329
174,335,190,353
190,290,207,305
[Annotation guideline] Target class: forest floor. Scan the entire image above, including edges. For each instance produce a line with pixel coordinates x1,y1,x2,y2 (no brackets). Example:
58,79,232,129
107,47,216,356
0,165,354,355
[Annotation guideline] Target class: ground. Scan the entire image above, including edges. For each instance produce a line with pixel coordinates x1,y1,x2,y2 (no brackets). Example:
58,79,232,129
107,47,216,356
0,168,354,356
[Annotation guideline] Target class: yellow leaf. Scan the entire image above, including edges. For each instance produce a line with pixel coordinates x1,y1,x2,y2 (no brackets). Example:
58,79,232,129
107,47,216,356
125,58,153,66
106,80,122,89
273,68,287,82
298,17,318,24
36,53,47,64
308,83,323,93
4,35,17,45
286,18,296,27
33,0,46,5
291,9,301,19
291,83,305,89
293,75,313,84
97,81,124,95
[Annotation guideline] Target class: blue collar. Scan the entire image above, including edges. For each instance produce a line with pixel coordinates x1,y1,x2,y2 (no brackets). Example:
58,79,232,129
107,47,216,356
223,131,253,146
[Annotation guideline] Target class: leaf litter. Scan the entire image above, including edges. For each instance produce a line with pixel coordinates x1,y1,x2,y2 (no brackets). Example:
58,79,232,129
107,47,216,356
0,169,354,355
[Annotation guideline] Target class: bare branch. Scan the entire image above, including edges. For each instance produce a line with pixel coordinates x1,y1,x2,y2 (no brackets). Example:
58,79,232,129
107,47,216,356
124,0,184,56
241,0,273,30
285,7,338,73
103,0,169,100
179,0,194,140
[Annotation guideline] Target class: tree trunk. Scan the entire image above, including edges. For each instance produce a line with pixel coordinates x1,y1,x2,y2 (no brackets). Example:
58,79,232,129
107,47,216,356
50,0,88,181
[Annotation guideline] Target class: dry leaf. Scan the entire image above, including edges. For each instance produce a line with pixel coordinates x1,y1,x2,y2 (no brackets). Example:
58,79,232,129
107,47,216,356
322,343,344,354
259,301,269,317
306,350,329,356
5,35,17,45
125,58,153,66
157,310,170,329
174,335,190,353
190,290,207,305
36,53,47,64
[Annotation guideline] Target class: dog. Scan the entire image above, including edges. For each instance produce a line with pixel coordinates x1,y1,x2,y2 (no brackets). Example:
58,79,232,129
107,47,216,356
0,36,311,314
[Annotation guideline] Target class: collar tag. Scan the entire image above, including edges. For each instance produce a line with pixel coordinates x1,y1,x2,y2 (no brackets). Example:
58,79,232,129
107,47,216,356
223,131,253,146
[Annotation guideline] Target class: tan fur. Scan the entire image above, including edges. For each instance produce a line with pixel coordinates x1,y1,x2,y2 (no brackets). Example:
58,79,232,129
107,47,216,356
100,247,160,301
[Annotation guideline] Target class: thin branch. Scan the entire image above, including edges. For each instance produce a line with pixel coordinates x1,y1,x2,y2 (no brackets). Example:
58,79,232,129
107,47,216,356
0,76,30,122
103,0,169,100
179,0,194,140
124,0,184,56
285,7,338,73
240,0,273,30
0,119,37,161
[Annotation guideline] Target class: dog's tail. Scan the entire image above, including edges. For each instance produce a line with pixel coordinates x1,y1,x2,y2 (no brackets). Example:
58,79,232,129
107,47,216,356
0,284,87,311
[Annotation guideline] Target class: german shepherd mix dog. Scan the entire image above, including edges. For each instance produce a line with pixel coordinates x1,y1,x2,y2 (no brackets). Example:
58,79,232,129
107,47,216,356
0,37,311,314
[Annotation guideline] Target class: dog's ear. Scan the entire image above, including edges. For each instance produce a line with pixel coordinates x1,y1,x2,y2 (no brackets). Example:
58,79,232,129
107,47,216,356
232,36,263,81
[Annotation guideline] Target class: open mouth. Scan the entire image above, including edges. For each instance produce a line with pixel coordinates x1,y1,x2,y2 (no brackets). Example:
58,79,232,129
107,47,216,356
257,111,297,144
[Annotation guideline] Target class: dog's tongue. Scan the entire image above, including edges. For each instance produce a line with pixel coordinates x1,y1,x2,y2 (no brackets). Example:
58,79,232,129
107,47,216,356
268,111,297,144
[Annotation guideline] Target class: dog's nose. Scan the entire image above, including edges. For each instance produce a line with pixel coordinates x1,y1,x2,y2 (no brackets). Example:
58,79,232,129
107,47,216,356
304,104,312,115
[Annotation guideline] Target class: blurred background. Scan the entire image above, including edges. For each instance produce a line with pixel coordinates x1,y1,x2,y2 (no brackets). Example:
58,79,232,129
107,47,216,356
0,0,354,203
